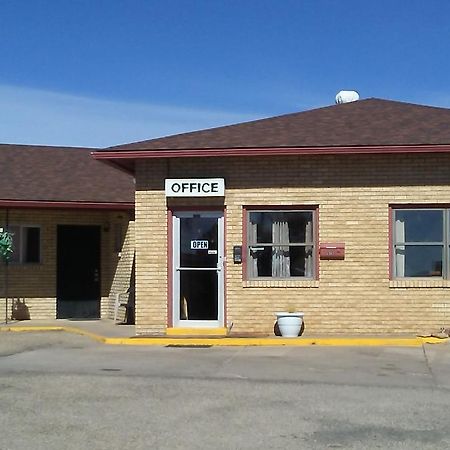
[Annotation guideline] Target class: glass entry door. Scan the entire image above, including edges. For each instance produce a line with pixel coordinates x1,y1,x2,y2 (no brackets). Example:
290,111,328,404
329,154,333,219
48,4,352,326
172,211,224,327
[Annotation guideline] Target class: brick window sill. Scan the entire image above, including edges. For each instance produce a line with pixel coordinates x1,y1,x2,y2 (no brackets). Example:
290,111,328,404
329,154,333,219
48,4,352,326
390,279,450,288
243,279,319,288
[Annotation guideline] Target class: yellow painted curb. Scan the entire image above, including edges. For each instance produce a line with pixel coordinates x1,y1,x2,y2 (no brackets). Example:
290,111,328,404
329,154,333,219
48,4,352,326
166,327,228,336
1,326,65,333
0,325,107,344
102,336,449,347
1,325,448,347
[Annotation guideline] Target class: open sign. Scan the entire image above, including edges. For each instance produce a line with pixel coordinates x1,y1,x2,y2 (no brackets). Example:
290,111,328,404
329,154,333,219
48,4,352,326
191,240,209,250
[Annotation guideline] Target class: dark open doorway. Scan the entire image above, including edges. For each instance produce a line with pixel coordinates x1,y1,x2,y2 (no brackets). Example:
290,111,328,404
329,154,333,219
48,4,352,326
57,225,101,319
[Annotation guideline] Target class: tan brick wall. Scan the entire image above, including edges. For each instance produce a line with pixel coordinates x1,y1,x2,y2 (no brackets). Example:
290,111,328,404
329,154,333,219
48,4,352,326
0,208,131,321
134,153,450,336
135,160,168,335
107,221,135,321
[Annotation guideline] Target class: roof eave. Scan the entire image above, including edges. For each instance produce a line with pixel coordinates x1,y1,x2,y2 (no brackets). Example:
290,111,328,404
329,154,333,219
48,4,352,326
0,200,135,211
92,144,450,171
90,152,135,174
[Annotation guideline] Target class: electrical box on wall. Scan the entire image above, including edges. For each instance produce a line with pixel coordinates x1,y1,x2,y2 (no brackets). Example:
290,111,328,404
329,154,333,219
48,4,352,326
233,245,242,264
319,243,345,260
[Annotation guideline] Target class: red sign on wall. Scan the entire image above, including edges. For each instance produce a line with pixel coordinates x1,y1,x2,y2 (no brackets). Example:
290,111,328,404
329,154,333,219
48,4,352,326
319,243,345,260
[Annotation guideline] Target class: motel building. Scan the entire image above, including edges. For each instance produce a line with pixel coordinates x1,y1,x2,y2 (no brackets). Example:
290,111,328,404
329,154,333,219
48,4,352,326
91,97,450,337
0,145,135,322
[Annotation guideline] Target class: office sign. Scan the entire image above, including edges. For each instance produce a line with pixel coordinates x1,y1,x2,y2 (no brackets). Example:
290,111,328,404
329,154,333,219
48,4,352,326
165,178,225,197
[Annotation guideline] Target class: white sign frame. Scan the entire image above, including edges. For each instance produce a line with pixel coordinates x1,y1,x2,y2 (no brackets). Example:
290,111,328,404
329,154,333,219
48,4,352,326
165,178,225,197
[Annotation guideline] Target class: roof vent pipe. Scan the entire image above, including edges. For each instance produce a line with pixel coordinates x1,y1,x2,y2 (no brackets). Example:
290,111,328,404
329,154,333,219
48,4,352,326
335,90,360,104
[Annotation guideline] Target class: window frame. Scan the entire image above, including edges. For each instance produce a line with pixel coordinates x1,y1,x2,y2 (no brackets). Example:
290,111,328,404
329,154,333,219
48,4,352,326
391,206,448,279
3,224,42,265
244,206,318,281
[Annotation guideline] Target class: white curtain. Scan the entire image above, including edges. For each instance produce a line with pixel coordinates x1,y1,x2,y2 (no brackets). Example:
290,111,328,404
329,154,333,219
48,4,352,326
395,218,405,277
272,215,290,277
304,219,313,277
248,220,259,278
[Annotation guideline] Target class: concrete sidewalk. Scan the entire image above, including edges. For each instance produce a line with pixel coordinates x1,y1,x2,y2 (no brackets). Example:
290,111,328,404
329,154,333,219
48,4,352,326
0,319,135,339
1,319,449,347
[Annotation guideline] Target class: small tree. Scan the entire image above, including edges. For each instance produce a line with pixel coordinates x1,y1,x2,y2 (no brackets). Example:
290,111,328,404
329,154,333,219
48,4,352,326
0,229,13,323
0,230,13,262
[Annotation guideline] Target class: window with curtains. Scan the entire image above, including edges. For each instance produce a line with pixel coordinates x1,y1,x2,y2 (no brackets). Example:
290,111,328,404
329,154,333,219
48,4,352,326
247,210,315,279
5,225,41,264
393,209,445,278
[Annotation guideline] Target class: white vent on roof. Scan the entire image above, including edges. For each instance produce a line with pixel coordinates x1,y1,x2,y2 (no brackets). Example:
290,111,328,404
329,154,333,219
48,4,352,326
335,90,360,104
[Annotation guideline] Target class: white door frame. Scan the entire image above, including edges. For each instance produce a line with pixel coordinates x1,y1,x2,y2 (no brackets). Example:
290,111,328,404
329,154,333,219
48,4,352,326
172,211,225,328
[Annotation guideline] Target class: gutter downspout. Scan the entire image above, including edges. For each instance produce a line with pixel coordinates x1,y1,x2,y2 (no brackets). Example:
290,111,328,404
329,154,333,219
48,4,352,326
4,208,9,324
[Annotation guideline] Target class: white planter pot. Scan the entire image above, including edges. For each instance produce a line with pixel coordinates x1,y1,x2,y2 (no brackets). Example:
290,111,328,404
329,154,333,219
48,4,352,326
275,312,304,337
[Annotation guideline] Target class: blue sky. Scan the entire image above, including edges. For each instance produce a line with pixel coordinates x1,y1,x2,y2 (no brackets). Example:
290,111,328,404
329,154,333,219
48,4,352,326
1,0,449,147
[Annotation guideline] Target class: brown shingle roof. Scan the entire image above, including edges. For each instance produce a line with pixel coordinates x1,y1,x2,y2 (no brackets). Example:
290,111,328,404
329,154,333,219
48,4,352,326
107,98,450,152
1,144,134,204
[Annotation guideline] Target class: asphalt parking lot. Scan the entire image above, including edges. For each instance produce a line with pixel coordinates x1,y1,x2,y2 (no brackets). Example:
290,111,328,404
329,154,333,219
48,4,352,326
0,332,449,450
